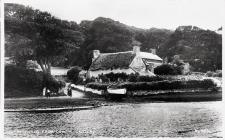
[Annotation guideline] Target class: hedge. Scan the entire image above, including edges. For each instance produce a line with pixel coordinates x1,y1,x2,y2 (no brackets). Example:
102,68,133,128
86,79,216,91
95,72,165,83
137,75,165,82
154,64,182,75
86,82,108,90
206,70,222,77
117,79,216,91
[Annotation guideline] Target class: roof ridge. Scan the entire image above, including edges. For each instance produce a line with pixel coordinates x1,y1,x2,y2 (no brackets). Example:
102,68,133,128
100,51,133,55
141,51,156,55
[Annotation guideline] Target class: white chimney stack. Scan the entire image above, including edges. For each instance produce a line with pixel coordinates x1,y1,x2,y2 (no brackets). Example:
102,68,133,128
133,46,140,55
92,50,100,61
150,49,156,55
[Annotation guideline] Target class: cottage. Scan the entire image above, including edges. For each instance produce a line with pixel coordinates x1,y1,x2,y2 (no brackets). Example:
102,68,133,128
88,46,163,78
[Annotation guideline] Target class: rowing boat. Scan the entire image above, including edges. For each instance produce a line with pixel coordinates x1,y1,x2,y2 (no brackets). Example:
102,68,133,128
107,88,127,95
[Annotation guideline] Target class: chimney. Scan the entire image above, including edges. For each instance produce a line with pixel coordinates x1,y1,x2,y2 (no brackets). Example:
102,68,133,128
133,46,140,55
150,49,156,55
92,50,100,61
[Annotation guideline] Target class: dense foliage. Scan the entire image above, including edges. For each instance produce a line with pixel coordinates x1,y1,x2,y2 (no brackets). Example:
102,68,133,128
154,64,182,75
5,3,84,94
99,72,129,82
5,4,222,73
158,26,222,72
206,70,222,77
43,74,66,93
5,65,65,97
5,65,44,97
67,66,82,83
5,3,84,73
86,83,108,90
117,79,216,91
86,79,216,91
92,72,165,83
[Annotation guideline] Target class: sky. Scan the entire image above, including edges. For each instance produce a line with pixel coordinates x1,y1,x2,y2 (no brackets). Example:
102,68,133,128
4,0,225,30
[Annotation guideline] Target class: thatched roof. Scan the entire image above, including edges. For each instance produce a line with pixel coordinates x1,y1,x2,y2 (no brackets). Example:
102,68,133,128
89,51,163,71
140,52,162,61
89,51,135,71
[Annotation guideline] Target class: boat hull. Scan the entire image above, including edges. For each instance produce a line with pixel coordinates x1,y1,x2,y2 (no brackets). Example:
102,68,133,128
105,88,127,100
107,88,127,95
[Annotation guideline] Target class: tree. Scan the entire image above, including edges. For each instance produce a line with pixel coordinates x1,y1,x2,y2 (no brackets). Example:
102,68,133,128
5,4,84,74
5,4,84,93
154,64,181,75
158,26,222,72
67,66,82,83
77,17,135,69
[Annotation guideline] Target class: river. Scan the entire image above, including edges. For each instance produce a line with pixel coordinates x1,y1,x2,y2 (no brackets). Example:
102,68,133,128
4,101,222,138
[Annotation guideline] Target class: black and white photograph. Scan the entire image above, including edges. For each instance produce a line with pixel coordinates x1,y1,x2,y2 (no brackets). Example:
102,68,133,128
2,0,224,138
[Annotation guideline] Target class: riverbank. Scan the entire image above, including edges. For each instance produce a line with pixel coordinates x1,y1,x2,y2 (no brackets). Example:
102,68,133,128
72,84,222,100
5,90,222,112
4,96,106,110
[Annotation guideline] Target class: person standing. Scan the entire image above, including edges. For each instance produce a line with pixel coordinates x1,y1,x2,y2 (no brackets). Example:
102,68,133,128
67,85,72,97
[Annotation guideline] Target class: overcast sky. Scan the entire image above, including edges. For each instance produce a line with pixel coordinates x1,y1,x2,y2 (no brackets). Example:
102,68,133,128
5,0,225,30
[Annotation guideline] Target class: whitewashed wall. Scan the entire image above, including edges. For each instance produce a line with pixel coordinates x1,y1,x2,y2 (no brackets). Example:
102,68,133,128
130,56,146,72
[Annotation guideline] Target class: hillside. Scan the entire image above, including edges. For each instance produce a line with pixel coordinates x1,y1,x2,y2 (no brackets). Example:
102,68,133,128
5,4,222,72
158,26,222,72
72,17,173,69
69,18,222,72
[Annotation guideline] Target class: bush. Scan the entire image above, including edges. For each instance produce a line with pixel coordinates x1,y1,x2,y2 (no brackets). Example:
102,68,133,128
75,76,85,85
67,66,82,83
116,79,216,91
86,79,216,92
215,72,222,77
44,74,65,93
98,74,109,83
5,65,44,97
206,70,222,77
86,77,96,83
137,75,164,82
206,71,213,77
86,82,108,90
128,73,139,82
5,65,67,98
214,70,222,77
96,73,165,83
26,60,39,69
154,64,182,75
102,72,129,82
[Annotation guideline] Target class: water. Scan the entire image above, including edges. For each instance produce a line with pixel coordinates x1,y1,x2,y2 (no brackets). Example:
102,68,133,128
4,102,222,138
